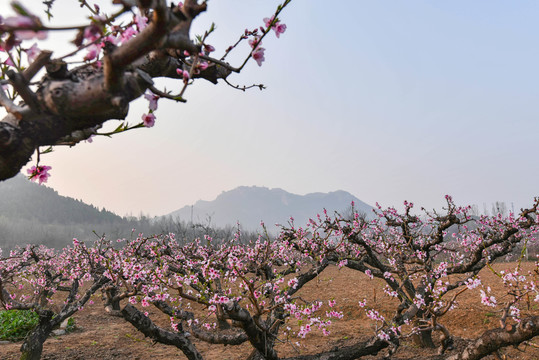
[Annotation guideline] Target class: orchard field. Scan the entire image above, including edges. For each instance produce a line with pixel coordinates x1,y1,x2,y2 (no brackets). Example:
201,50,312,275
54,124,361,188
2,197,539,360
1,262,539,359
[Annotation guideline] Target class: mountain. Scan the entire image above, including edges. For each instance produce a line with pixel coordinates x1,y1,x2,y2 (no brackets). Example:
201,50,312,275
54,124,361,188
0,175,128,249
163,186,373,231
0,177,373,248
0,174,123,225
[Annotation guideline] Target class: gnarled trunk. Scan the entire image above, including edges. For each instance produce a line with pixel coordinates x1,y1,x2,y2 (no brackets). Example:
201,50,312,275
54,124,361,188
449,316,539,360
19,311,54,360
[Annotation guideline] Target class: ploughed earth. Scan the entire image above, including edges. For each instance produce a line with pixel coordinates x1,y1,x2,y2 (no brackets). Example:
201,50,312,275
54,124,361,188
1,262,538,359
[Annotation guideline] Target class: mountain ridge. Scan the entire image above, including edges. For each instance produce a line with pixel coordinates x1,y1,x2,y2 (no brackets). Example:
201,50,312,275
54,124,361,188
163,186,373,230
0,177,374,247
0,174,123,225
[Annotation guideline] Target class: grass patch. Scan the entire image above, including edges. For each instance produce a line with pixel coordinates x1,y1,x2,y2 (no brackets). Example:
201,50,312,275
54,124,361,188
0,310,39,341
65,317,76,333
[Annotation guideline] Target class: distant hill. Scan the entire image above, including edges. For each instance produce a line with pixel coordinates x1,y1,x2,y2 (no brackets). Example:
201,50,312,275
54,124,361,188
0,175,129,249
0,174,123,225
163,186,373,231
0,177,373,248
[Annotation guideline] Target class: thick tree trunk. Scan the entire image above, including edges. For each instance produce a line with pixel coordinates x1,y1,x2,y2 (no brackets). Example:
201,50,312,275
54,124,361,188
102,286,123,315
19,311,54,360
412,327,436,348
223,301,279,360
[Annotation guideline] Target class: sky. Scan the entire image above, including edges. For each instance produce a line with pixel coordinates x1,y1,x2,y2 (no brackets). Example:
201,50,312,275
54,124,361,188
1,0,538,217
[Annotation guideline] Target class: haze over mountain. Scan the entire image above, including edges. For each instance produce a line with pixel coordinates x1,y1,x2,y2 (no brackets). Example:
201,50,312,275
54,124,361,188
163,186,373,231
0,175,130,248
0,176,372,248
0,175,123,225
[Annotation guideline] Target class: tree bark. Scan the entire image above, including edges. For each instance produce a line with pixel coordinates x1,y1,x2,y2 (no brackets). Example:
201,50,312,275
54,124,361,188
121,304,203,360
223,301,279,360
448,316,539,360
283,336,391,360
19,310,54,360
0,0,232,181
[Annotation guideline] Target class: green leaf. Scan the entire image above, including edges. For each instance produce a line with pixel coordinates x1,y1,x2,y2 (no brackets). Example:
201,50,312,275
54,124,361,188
11,2,32,16
40,146,53,154
0,310,39,341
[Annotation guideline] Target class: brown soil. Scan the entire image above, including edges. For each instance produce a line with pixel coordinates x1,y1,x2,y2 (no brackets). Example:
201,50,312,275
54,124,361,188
1,262,538,359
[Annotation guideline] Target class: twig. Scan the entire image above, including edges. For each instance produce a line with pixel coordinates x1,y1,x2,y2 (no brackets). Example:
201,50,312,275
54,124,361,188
6,70,41,113
199,54,240,73
147,85,186,103
223,78,265,92
237,0,292,72
0,86,24,119
23,51,53,82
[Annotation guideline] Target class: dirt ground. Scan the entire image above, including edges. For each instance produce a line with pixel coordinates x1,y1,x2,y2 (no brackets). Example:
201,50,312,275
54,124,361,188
1,262,538,359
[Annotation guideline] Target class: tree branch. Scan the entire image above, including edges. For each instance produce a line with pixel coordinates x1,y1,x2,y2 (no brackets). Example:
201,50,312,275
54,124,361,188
121,303,203,360
447,316,539,360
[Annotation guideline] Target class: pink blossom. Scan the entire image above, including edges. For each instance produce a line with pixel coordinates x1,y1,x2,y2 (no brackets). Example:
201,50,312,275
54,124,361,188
465,277,481,290
510,306,520,320
25,43,40,63
4,16,35,28
326,310,344,319
288,277,298,289
252,47,265,66
103,34,120,46
120,27,137,43
15,30,47,41
298,323,311,338
366,309,384,322
144,92,159,111
4,57,15,67
83,25,101,43
274,23,287,38
365,269,373,279
377,330,390,341
142,113,156,128
479,289,497,307
135,15,148,32
203,44,215,53
27,165,52,184
263,16,287,38
176,68,190,81
263,16,275,28
171,319,180,332
84,44,101,61
4,16,47,40
198,61,209,71
248,37,261,49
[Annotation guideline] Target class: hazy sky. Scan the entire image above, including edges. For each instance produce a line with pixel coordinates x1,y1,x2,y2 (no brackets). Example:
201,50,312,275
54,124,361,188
2,0,538,217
